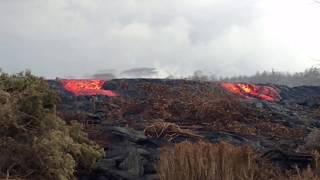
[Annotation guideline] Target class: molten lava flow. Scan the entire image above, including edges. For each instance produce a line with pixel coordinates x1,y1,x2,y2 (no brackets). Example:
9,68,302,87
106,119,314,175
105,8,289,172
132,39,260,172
221,83,280,102
61,80,118,96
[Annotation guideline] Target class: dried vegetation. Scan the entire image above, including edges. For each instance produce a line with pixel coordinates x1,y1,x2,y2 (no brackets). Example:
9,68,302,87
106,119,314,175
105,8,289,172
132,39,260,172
158,141,320,180
144,122,202,140
104,81,303,139
158,141,277,180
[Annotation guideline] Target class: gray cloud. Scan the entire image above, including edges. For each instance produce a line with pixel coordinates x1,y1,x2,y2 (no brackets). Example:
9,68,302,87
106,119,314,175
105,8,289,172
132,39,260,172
0,0,319,78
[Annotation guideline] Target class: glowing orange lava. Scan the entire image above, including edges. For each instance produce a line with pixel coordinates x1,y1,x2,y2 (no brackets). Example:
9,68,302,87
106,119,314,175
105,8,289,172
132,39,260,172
61,80,118,96
221,83,280,102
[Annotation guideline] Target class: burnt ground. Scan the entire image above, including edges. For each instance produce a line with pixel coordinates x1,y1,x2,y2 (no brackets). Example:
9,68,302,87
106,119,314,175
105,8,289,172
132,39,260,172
48,79,320,180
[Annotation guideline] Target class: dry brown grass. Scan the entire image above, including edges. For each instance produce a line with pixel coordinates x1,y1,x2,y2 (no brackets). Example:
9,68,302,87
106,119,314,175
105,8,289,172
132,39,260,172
140,82,254,123
288,150,320,180
288,167,320,180
144,121,202,141
158,141,320,180
158,141,277,180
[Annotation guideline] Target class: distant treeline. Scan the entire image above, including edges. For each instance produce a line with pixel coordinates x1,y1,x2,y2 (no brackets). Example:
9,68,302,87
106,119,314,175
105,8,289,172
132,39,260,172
189,67,320,87
91,67,320,87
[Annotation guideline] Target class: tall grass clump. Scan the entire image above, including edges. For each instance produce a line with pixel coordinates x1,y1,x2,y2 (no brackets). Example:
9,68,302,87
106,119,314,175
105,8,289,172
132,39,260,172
159,141,320,180
158,141,276,180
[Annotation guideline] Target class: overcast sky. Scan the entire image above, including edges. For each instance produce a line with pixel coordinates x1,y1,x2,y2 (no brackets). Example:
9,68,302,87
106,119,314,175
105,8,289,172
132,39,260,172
0,0,320,78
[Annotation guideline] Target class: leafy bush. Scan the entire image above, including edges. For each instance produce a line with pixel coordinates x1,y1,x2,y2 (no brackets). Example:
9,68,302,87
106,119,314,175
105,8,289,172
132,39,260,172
0,71,104,180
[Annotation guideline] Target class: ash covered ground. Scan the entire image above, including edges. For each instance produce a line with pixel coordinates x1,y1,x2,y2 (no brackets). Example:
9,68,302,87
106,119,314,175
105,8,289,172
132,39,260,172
49,79,320,180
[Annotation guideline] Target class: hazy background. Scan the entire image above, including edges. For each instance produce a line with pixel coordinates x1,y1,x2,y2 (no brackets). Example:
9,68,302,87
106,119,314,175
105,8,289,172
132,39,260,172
0,0,320,78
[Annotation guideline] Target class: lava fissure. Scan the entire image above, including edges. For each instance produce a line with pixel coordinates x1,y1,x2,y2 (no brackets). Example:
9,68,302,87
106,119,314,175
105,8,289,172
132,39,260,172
61,79,118,96
221,82,281,102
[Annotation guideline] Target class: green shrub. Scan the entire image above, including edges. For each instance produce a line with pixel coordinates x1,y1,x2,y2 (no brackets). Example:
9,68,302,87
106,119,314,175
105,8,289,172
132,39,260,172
0,71,104,180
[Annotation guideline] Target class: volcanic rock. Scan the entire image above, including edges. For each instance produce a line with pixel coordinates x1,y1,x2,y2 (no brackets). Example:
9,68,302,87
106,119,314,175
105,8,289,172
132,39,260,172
48,79,320,179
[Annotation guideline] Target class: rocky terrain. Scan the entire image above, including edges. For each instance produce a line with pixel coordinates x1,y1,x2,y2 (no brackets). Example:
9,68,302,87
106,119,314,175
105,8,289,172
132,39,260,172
48,79,320,180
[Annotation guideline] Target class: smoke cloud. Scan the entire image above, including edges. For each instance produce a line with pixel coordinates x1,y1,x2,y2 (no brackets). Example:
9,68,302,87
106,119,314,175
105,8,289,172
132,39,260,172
0,0,319,78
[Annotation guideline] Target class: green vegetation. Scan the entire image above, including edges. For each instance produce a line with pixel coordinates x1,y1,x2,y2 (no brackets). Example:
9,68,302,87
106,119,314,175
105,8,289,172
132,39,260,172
0,71,104,180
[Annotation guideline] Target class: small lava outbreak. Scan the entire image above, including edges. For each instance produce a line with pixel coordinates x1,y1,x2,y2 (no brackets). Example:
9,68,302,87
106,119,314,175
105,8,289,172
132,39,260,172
60,79,279,101
61,80,118,96
221,82,281,102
